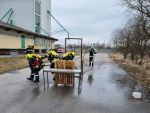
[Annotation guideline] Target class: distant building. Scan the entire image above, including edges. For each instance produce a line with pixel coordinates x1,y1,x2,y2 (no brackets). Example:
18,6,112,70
55,44,62,49
0,21,57,54
0,0,58,54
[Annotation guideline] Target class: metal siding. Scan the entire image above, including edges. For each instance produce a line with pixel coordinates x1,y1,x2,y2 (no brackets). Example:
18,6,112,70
0,34,21,49
40,0,51,36
0,0,34,32
0,0,51,36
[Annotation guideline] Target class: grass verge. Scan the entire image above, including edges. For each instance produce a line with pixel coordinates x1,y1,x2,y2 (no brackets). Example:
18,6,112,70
110,52,150,89
0,57,28,74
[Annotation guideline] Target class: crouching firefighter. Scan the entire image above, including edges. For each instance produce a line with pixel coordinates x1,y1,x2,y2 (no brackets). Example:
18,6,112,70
26,53,45,83
44,50,59,80
61,50,76,60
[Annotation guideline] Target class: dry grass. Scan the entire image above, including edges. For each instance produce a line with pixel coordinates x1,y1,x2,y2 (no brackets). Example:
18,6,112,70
110,52,150,89
110,52,124,62
0,57,28,74
0,56,49,74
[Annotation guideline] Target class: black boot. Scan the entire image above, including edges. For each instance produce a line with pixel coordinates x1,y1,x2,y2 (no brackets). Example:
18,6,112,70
27,75,34,81
33,75,39,83
52,73,55,81
53,77,55,81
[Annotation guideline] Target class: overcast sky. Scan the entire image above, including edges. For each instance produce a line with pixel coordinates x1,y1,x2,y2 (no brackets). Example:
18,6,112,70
51,0,126,45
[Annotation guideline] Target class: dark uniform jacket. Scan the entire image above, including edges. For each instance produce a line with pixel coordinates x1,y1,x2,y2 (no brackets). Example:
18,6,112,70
89,48,96,57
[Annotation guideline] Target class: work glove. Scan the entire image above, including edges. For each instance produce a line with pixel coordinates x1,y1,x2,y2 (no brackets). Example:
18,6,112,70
35,65,39,68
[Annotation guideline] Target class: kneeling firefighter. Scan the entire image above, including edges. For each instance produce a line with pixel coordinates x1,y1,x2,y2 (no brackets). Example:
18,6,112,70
61,50,76,60
26,51,45,83
44,50,59,80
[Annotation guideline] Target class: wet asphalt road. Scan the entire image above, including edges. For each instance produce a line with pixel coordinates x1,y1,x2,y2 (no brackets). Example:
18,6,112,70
0,53,150,113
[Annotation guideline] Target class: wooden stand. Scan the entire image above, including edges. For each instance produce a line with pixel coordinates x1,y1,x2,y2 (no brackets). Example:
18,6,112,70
54,60,75,86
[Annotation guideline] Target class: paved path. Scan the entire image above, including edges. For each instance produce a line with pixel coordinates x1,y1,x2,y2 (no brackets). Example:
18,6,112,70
0,53,150,113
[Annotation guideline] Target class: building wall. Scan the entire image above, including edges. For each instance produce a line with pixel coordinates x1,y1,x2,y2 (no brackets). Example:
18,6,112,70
0,32,54,50
25,36,35,48
50,41,55,49
39,0,51,35
0,0,51,36
34,37,55,50
0,34,21,49
0,0,34,32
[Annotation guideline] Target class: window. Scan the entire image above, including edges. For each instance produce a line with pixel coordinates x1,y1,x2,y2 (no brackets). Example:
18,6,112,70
35,37,39,46
35,37,45,46
35,14,40,25
35,14,41,33
35,1,40,15
35,0,41,33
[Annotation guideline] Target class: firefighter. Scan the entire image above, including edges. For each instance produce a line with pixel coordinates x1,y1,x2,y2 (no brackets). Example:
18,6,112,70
25,44,34,54
44,50,59,68
26,52,45,83
61,50,76,60
88,46,96,67
44,50,59,80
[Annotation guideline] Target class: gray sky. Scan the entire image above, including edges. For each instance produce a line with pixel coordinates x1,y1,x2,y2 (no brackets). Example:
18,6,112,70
51,0,126,44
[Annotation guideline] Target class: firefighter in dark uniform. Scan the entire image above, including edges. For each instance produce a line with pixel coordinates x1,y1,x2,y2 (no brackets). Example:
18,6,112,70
25,44,34,54
26,45,45,83
89,46,96,67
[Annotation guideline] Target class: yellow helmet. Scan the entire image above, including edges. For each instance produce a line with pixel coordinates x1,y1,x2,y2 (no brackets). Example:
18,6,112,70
26,54,32,59
72,51,75,56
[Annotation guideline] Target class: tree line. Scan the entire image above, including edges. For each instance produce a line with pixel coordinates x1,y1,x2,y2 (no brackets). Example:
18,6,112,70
112,0,150,61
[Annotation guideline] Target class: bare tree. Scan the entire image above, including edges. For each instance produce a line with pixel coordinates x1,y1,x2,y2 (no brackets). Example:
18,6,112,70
112,27,131,59
122,0,150,18
112,0,150,61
